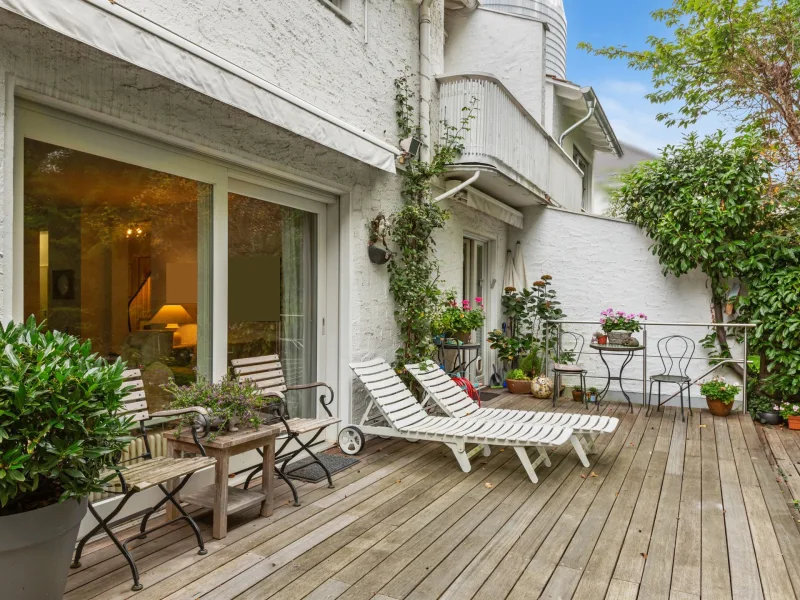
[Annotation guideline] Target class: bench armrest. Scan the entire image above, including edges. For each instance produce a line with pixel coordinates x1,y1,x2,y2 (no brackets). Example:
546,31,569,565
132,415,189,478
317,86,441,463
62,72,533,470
285,382,334,417
149,407,211,454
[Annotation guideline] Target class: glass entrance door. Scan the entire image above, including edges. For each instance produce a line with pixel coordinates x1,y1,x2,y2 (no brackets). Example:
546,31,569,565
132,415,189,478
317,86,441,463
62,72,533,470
463,237,489,385
227,188,320,418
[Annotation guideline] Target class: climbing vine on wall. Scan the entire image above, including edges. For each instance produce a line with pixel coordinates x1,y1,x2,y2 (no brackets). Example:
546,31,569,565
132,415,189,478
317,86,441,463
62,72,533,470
385,70,477,373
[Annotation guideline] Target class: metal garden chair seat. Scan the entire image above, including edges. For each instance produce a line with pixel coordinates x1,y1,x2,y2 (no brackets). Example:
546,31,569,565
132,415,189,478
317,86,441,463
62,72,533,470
71,369,215,591
551,331,588,408
649,335,695,420
406,360,617,458
231,355,340,507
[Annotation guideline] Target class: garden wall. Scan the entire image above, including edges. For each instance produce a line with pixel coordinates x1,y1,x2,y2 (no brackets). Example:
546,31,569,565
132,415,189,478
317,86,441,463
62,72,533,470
510,205,743,407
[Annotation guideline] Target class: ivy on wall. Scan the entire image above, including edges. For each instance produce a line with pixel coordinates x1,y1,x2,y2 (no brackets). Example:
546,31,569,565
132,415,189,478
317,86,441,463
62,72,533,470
384,70,477,373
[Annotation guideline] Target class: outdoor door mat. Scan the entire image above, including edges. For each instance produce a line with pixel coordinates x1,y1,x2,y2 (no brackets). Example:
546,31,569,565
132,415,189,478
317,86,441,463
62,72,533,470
286,454,360,483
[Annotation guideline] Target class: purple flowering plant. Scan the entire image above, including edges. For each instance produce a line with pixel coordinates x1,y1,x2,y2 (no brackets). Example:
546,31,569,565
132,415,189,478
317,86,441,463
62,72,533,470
163,375,279,439
599,308,647,334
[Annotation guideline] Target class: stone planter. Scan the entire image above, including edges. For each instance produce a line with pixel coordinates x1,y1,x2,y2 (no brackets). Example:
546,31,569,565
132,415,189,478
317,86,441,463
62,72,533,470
607,330,631,346
1,497,87,599
788,416,800,431
453,331,472,344
757,411,782,426
705,396,734,417
531,375,554,399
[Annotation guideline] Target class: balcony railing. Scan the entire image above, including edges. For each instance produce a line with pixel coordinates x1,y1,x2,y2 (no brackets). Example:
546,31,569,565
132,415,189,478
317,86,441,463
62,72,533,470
438,73,584,209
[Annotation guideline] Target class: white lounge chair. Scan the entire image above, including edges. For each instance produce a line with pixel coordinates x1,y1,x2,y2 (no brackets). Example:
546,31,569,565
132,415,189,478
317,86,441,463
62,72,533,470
406,360,619,458
339,359,589,484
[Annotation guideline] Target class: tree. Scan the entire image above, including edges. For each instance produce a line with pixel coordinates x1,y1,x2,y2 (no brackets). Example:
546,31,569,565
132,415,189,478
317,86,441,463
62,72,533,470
580,0,800,180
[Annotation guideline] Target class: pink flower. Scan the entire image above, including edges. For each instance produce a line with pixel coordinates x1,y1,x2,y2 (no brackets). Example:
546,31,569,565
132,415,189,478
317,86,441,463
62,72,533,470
475,297,483,305
462,299,470,307
638,313,647,319
773,405,780,411
599,318,606,324
616,310,625,316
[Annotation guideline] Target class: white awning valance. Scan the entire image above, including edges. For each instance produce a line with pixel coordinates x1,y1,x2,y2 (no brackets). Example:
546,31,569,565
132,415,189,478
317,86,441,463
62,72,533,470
1,0,399,173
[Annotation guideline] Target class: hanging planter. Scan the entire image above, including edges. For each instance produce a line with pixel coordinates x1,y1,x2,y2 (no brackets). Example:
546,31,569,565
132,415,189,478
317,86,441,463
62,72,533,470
367,213,391,265
368,244,390,265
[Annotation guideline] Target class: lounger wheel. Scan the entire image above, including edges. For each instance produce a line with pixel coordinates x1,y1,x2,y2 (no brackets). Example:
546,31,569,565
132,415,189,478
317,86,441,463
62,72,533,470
338,426,365,455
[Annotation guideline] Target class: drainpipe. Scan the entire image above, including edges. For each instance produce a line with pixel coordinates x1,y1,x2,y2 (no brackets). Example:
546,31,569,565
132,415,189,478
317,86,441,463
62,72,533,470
434,171,480,202
559,99,595,148
417,0,434,162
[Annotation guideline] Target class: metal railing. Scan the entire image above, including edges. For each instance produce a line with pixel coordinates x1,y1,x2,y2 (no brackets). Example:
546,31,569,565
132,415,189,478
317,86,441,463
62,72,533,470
544,320,756,412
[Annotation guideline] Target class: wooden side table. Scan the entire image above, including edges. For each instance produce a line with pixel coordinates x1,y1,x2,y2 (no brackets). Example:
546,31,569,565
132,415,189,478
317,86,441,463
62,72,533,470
165,424,280,539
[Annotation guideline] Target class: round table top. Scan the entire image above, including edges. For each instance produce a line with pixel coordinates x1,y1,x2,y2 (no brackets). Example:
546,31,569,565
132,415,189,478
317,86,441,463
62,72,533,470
590,343,646,352
436,342,482,350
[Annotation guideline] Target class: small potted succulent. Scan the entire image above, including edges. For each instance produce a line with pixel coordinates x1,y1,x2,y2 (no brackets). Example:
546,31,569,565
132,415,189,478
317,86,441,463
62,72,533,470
588,387,599,403
778,402,800,430
571,385,584,402
700,376,739,417
163,376,282,439
505,368,532,395
600,308,647,346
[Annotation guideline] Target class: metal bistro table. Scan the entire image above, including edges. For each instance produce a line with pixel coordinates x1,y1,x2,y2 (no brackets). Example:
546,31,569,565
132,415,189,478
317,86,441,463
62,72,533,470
590,343,646,411
436,341,481,377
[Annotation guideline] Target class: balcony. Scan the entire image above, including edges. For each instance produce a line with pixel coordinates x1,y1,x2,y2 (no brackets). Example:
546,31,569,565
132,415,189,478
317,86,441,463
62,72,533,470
438,73,584,210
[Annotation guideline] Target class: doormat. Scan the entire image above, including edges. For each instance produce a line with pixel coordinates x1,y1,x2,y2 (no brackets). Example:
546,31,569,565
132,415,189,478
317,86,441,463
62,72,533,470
286,454,360,483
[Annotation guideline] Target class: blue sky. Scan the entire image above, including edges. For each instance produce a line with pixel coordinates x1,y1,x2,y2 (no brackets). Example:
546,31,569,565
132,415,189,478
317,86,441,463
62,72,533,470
562,0,725,154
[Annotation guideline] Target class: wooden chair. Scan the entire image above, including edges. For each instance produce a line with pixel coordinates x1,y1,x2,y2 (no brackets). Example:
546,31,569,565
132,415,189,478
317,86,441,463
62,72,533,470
70,369,216,591
231,355,341,506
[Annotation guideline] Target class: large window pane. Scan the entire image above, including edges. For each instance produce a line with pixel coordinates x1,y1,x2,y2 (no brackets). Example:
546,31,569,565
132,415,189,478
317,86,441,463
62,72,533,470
228,193,317,418
23,139,211,412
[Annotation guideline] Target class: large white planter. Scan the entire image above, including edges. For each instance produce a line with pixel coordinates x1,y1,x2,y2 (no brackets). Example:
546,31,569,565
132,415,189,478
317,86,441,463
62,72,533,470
0,497,87,599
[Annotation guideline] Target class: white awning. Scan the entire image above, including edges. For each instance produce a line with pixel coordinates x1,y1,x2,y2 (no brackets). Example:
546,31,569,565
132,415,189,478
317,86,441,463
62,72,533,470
0,0,399,173
444,181,524,229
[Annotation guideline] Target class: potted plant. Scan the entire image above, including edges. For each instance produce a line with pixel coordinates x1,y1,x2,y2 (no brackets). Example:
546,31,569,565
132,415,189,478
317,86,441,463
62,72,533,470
163,375,281,439
778,402,800,430
749,394,782,425
433,291,485,344
599,308,647,345
588,387,599,403
0,318,132,599
594,331,608,345
700,376,740,417
505,369,532,395
367,213,391,265
571,385,584,402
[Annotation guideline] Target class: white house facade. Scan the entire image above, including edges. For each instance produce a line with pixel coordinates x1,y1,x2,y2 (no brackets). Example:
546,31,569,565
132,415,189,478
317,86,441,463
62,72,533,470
0,1,713,528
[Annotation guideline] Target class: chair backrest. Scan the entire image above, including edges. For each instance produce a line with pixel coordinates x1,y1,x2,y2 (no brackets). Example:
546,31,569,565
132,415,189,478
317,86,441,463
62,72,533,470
655,335,695,378
405,361,480,418
230,355,287,396
120,369,149,423
350,359,429,431
559,330,585,364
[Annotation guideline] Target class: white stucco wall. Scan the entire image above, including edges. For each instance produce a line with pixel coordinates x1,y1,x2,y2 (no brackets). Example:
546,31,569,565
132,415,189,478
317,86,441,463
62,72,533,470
510,206,734,406
444,8,546,123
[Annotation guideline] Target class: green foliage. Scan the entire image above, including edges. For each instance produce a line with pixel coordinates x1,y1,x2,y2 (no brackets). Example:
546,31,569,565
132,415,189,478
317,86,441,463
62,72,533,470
432,291,486,335
386,73,478,371
506,369,530,382
580,0,800,179
0,317,132,514
572,385,583,392
518,351,541,378
163,376,278,440
747,394,776,418
700,376,740,405
488,276,565,370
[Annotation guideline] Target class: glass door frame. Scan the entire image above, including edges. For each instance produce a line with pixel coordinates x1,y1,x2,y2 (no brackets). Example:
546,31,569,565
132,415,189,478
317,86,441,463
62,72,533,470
462,233,493,386
12,102,338,421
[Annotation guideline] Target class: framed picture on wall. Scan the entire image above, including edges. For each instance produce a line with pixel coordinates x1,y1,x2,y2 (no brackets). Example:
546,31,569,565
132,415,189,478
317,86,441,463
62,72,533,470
52,269,75,300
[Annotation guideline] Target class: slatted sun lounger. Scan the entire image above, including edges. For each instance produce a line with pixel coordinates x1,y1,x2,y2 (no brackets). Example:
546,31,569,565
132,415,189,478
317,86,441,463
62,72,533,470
339,359,588,484
406,360,619,458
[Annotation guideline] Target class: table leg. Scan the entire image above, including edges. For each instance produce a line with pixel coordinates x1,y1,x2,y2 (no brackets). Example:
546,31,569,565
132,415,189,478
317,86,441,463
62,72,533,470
212,451,229,539
261,437,276,517
617,351,635,411
165,441,182,522
597,350,612,401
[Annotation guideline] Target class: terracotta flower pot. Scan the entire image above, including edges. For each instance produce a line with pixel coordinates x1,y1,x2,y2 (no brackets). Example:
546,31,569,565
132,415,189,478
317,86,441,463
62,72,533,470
705,396,733,417
787,416,800,431
506,379,531,395
597,335,608,345
571,390,584,402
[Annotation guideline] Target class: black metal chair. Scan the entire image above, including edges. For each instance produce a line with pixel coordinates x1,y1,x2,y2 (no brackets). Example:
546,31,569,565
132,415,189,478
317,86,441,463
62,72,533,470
71,369,214,591
231,355,340,507
551,331,588,408
649,335,695,420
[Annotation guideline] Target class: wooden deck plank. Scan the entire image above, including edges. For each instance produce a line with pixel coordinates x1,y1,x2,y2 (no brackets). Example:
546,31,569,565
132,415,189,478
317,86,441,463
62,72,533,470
66,401,800,600
700,410,732,600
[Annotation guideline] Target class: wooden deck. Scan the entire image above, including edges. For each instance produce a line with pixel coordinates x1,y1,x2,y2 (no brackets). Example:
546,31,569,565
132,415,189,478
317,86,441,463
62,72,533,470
67,394,800,600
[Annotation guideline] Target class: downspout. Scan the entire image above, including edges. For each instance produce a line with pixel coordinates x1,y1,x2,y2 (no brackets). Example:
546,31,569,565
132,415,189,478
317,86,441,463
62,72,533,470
558,99,595,147
434,171,480,202
417,0,434,162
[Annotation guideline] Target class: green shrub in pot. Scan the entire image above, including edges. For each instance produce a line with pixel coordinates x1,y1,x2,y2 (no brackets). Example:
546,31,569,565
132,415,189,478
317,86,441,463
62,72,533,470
0,317,132,599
